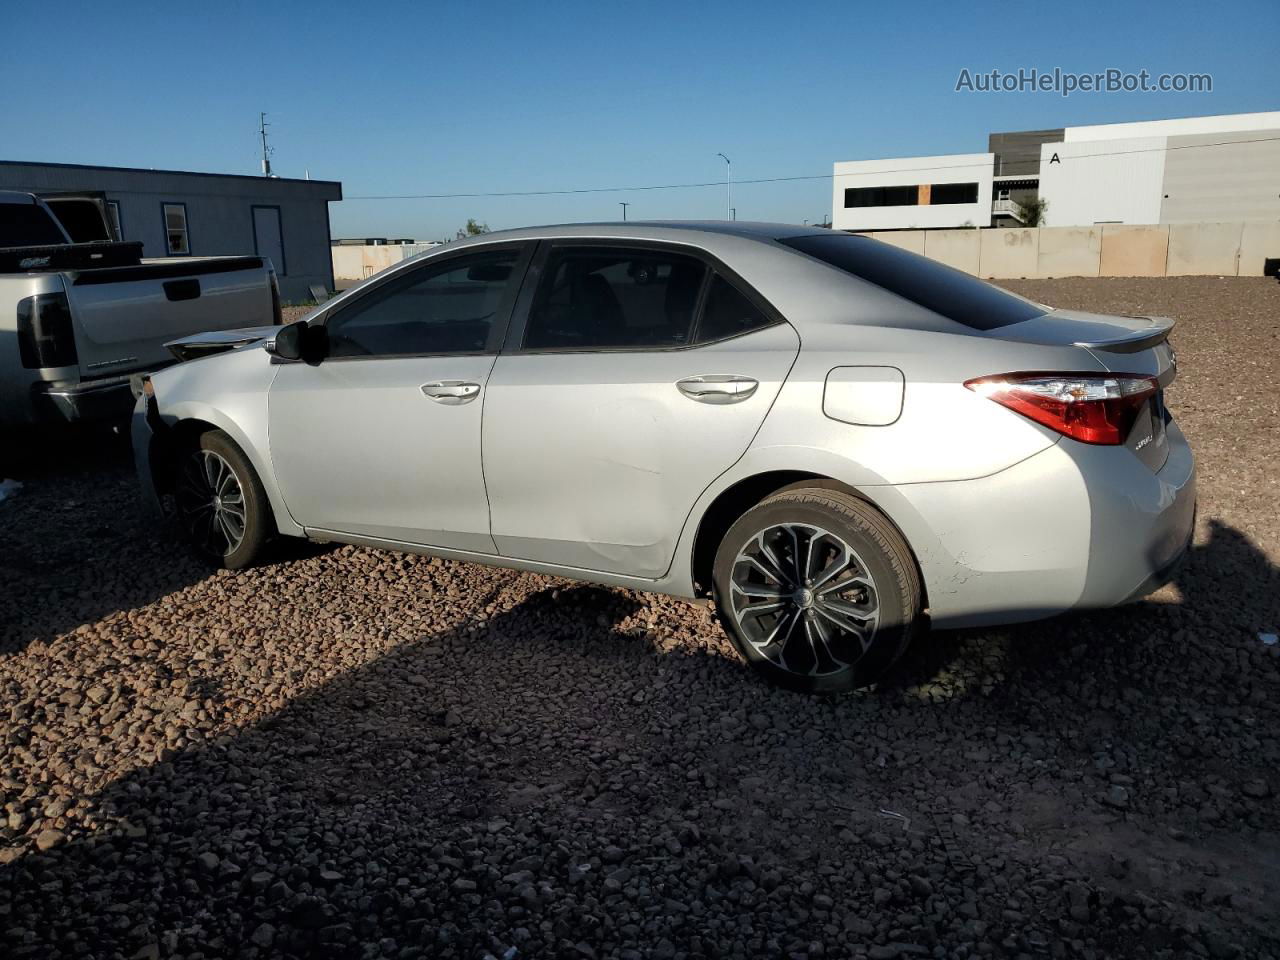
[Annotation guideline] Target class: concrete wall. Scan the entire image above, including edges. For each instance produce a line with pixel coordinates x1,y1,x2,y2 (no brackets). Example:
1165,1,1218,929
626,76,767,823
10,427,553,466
1099,225,1170,277
978,228,1038,279
1239,221,1280,277
832,153,994,231
856,220,1276,278
1036,227,1101,277
922,230,981,273
331,243,444,288
1166,222,1242,276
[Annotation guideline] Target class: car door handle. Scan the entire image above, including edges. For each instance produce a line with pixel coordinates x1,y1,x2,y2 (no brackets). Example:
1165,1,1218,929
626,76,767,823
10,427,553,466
421,381,481,404
676,375,759,404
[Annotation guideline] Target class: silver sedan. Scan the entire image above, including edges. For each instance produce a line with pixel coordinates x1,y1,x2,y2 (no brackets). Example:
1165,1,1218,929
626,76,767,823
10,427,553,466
134,222,1196,693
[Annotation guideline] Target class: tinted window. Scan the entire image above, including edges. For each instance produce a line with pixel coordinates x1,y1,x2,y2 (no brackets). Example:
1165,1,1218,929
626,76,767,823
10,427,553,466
696,275,774,343
43,198,112,242
327,250,519,357
780,233,1045,331
0,202,69,247
524,248,706,350
930,182,979,205
844,185,918,208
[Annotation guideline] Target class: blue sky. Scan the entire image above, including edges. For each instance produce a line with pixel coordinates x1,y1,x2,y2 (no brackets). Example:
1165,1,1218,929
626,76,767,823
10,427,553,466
4,0,1277,241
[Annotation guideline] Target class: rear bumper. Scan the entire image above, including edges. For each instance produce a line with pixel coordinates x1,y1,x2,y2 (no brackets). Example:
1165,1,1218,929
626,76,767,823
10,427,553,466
877,417,1196,629
34,374,144,423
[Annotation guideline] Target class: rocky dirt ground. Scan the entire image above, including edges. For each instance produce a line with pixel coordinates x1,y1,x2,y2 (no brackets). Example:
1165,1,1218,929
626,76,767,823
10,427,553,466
1,277,1278,960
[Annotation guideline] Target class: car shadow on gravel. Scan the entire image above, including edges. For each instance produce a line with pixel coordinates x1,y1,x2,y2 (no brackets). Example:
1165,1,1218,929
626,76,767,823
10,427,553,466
0,424,332,655
885,516,1280,700
3,522,1279,958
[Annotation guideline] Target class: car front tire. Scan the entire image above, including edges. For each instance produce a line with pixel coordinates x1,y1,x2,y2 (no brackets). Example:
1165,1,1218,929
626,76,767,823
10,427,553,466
173,428,272,570
712,486,922,694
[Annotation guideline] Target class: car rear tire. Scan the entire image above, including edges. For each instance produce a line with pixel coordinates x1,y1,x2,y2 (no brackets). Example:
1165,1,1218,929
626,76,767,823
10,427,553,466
174,428,272,570
712,486,922,694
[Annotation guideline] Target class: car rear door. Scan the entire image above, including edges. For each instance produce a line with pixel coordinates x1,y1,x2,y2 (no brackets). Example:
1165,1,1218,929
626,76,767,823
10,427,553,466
268,242,533,549
482,241,799,578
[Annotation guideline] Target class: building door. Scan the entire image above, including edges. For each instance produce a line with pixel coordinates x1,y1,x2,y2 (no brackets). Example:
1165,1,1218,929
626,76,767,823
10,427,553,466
252,205,286,275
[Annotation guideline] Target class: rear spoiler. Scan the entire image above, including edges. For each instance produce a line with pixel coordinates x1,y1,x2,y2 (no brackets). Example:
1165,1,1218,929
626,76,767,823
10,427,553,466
1072,316,1175,354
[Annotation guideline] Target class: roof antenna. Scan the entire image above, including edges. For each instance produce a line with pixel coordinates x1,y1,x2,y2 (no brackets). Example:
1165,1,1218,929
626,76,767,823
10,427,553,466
259,112,275,178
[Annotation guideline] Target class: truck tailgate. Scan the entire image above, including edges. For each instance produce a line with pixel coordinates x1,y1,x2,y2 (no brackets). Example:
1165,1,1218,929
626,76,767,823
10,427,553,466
67,257,273,376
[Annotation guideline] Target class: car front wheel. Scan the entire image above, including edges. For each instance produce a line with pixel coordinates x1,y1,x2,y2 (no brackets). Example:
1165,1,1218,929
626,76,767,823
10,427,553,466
712,486,922,694
174,429,272,570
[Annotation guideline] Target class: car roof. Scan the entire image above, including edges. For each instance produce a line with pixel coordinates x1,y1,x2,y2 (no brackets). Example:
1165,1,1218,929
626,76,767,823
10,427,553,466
316,220,959,337
447,220,834,249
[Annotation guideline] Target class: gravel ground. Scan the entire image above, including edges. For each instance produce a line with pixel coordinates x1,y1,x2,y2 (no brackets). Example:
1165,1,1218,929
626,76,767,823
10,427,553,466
2,277,1278,960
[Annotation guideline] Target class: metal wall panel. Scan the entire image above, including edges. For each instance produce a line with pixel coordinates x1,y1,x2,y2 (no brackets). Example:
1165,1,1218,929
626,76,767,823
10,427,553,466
1159,131,1280,223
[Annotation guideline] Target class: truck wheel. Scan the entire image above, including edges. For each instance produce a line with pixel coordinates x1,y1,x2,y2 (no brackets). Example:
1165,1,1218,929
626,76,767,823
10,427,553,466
174,429,272,570
712,487,922,694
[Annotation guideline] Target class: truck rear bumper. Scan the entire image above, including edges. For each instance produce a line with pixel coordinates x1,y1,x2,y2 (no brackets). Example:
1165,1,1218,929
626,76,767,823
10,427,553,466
34,370,167,422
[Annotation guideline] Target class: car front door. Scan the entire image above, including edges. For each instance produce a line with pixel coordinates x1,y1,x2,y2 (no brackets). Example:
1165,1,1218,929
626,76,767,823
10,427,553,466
482,242,800,578
268,242,532,550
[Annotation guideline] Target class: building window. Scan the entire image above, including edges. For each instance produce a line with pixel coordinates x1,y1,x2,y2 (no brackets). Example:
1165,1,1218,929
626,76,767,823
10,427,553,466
930,182,980,205
844,185,918,208
106,201,123,241
162,202,190,255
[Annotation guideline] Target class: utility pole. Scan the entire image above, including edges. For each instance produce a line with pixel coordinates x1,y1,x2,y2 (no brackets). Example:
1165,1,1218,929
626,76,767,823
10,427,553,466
259,112,273,177
619,201,630,221
716,153,731,220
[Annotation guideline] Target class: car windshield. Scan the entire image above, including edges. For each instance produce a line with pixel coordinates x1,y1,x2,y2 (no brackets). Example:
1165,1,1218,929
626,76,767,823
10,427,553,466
779,233,1048,330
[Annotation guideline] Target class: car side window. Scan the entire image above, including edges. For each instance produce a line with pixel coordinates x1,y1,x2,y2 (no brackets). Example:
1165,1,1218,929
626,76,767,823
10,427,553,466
326,249,520,358
523,247,707,350
695,274,775,343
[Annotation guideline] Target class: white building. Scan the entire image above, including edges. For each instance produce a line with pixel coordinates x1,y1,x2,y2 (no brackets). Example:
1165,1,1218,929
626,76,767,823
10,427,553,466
831,153,994,231
1037,112,1280,226
831,111,1280,230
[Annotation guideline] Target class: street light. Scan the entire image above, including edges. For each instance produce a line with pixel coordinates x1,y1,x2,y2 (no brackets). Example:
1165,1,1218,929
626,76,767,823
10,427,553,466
716,153,731,221
619,202,630,221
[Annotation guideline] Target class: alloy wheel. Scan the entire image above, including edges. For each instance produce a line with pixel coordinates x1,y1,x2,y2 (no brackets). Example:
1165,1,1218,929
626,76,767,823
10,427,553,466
176,450,247,558
728,523,880,677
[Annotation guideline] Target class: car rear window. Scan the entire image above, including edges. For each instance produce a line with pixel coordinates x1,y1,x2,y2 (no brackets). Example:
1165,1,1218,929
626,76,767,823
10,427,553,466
779,233,1045,331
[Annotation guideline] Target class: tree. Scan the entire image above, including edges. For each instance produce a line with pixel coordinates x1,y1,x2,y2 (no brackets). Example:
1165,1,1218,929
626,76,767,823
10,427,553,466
456,218,490,240
1016,197,1048,227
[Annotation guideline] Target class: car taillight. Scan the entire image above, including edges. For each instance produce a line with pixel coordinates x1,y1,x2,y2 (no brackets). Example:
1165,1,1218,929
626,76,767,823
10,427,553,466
965,372,1158,445
16,293,77,369
269,269,283,325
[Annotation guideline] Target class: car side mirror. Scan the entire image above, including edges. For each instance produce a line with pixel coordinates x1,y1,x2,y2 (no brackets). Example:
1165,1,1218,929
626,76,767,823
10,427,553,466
272,320,328,365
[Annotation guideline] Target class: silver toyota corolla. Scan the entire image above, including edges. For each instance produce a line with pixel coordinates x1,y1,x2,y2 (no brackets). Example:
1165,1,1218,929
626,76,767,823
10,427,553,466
134,222,1196,693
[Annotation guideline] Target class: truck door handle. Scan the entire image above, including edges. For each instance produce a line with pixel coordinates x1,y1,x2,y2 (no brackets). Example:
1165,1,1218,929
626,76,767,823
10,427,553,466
676,375,759,404
420,381,481,404
163,278,201,302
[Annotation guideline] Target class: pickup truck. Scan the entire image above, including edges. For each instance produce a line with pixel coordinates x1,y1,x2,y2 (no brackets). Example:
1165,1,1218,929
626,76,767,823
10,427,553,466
0,190,281,425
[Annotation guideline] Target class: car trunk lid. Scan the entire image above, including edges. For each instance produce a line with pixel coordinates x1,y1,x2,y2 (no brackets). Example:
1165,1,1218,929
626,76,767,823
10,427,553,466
990,309,1177,471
